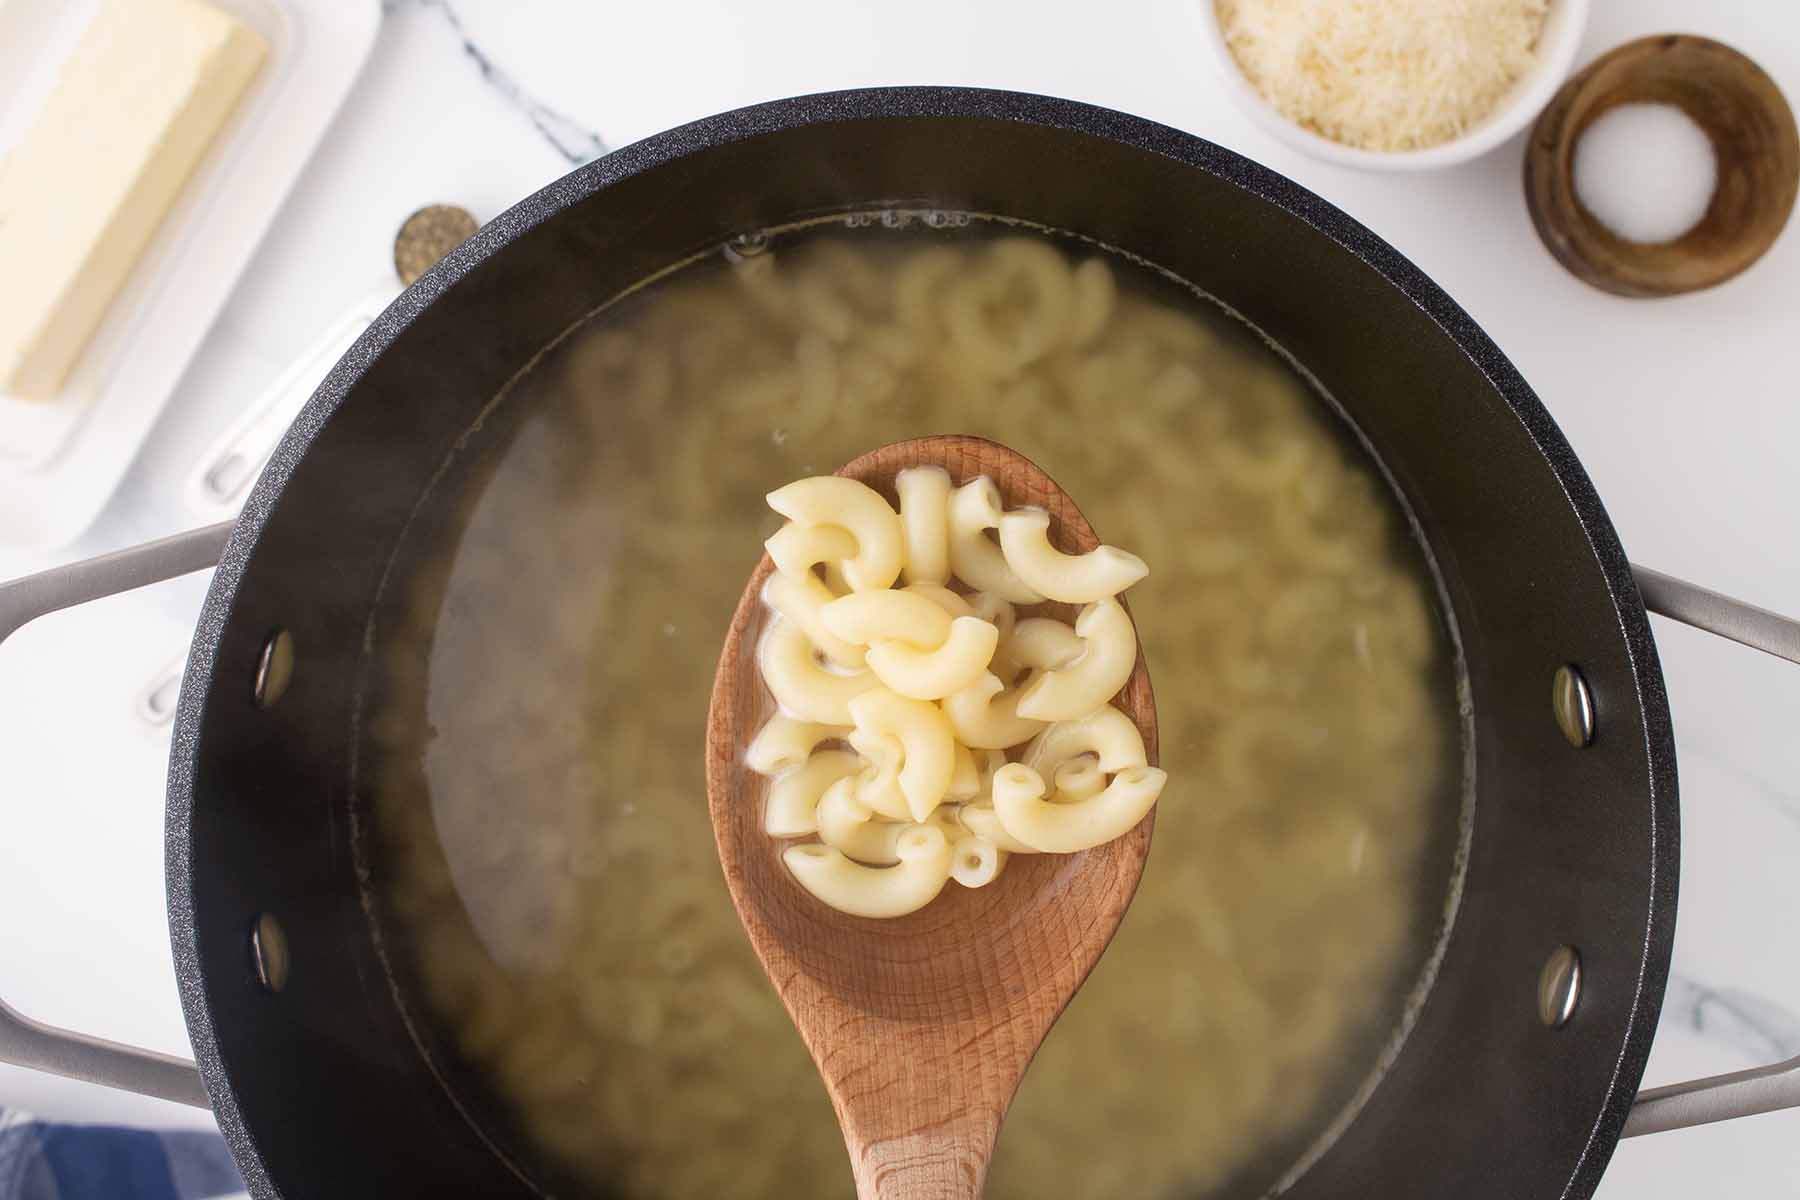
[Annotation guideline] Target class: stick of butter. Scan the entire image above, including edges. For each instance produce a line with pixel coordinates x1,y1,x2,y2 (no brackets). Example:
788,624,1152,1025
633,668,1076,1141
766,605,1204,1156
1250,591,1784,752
0,0,267,401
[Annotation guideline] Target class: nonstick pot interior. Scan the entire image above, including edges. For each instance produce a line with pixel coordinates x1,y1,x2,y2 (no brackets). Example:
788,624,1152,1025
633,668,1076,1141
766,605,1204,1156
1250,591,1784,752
169,88,1677,1200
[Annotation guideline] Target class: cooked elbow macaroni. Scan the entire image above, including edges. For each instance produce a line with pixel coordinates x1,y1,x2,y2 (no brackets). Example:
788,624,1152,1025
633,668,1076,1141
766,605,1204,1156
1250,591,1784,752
968,590,1016,647
991,762,1169,855
820,589,952,648
948,478,1045,604
750,464,1166,916
766,477,905,593
847,729,912,822
950,834,1007,888
998,509,1149,603
948,742,982,800
863,615,998,700
848,688,956,822
1053,756,1106,804
757,619,880,724
763,570,866,669
765,750,863,837
1014,597,1139,722
943,671,1046,750
765,522,858,583
745,716,851,775
781,828,954,919
905,583,976,618
897,466,952,586
1001,616,1084,680
1021,705,1148,777
957,800,1040,855
816,776,908,865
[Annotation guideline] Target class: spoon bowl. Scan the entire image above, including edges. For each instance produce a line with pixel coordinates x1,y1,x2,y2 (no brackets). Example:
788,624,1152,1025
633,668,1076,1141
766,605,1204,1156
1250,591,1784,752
705,435,1158,1198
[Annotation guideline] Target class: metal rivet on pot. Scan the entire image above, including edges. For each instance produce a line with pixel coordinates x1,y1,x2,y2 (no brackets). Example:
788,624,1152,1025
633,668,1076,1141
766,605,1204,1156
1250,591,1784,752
253,628,294,710
251,913,290,993
1552,664,1595,749
1538,945,1581,1028
725,230,770,260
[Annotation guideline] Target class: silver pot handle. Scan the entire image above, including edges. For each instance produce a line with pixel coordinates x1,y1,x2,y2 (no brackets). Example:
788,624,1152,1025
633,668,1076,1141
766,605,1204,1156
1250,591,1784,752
1623,564,1800,1136
1633,567,1800,667
0,522,234,1109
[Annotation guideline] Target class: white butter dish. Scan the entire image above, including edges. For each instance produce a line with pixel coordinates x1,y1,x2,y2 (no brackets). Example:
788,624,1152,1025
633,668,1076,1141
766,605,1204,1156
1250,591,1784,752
0,0,380,549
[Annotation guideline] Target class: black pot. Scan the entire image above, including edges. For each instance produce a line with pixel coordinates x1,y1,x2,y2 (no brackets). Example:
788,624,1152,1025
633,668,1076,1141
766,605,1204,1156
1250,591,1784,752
3,88,1797,1199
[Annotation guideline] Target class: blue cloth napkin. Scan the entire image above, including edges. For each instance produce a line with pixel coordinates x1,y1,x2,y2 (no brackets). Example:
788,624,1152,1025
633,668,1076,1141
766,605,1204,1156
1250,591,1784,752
0,1111,242,1200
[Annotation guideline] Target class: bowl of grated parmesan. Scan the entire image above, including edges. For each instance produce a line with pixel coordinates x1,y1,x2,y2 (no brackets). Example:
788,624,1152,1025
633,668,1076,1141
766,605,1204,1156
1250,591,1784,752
1201,0,1589,171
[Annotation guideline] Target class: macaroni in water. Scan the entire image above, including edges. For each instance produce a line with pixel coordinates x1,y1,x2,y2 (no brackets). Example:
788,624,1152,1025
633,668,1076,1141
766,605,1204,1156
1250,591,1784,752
357,227,1459,1199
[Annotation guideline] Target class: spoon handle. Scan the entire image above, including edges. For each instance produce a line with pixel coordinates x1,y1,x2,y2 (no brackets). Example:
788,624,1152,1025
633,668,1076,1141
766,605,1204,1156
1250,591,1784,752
847,1110,997,1200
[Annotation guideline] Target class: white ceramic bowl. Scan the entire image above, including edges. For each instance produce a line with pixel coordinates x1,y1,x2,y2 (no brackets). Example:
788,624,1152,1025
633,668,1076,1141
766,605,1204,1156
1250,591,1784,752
1198,0,1591,171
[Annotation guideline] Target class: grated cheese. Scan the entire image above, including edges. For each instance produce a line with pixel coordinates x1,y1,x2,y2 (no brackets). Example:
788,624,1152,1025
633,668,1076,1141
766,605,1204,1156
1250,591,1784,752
1217,0,1550,153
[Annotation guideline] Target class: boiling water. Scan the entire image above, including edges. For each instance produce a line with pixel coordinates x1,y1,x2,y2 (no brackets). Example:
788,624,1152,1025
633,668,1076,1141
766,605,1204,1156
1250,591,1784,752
354,220,1466,1199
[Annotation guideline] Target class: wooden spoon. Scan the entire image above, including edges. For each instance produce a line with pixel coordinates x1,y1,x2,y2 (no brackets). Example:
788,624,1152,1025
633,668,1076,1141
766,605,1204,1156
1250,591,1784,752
705,435,1158,1199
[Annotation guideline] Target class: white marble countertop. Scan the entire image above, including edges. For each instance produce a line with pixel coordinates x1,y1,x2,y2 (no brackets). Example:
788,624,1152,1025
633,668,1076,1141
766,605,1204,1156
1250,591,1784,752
2,0,1797,1193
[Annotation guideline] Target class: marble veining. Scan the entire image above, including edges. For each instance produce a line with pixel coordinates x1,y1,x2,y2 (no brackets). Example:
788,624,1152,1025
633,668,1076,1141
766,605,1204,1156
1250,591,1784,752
1651,733,1800,1067
1682,732,1800,829
1661,974,1800,1066
385,0,611,164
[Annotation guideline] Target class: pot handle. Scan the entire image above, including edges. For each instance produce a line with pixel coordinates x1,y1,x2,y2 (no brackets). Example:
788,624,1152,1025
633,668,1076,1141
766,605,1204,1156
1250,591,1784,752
1622,564,1800,1136
0,522,234,1109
